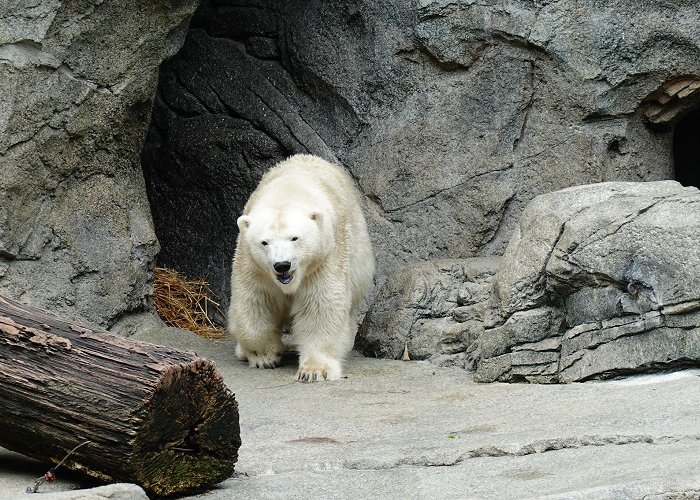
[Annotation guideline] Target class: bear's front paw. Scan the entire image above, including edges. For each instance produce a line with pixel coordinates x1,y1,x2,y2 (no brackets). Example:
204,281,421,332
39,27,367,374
246,350,283,369
296,356,342,382
236,342,283,369
249,352,282,369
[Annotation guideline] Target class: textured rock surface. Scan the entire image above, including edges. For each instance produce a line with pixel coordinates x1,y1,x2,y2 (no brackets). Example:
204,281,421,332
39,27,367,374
39,483,148,500
356,258,500,368
4,330,700,499
361,181,700,383
0,1,197,326
142,0,700,313
476,180,700,382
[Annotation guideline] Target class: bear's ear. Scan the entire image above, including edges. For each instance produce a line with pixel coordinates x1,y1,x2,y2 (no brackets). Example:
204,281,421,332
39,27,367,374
309,211,323,224
237,215,251,231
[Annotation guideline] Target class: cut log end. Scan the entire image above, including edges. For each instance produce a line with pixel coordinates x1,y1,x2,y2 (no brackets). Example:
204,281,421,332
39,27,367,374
48,360,241,496
132,361,241,496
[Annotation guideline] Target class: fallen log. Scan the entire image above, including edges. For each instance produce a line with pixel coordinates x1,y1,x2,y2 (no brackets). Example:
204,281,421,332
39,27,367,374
0,295,240,496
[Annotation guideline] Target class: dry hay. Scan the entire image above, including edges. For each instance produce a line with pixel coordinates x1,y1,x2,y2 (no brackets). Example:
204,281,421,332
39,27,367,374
153,267,227,339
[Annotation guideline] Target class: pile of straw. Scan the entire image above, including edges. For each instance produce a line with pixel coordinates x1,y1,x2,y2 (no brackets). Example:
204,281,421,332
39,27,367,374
153,267,227,339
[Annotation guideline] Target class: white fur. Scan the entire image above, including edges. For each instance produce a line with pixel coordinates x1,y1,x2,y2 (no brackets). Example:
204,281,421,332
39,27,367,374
228,154,374,382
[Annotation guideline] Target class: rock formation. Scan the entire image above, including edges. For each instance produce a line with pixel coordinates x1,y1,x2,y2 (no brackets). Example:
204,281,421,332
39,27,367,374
142,0,700,313
359,180,700,382
357,258,500,368
477,180,700,382
0,1,198,326
3,1,700,383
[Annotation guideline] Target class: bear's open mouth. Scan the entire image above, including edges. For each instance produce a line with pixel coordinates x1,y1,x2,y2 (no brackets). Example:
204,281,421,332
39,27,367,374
276,272,293,285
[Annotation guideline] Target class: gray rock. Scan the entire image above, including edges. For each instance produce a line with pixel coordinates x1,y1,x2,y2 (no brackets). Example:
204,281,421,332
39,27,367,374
4,0,700,390
4,330,700,499
356,258,500,368
364,181,700,383
141,0,700,313
0,1,198,326
477,181,700,382
477,307,563,360
38,484,148,500
31,330,700,499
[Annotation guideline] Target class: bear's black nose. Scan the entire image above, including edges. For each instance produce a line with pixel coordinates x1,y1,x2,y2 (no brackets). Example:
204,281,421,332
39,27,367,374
274,261,291,273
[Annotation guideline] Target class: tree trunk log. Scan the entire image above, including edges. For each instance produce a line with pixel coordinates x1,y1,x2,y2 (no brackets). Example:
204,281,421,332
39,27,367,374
0,295,240,496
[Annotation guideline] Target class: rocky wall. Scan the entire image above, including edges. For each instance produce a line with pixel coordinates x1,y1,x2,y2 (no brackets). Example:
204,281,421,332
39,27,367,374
356,258,500,368
477,180,700,382
359,180,700,382
0,1,198,326
142,0,700,315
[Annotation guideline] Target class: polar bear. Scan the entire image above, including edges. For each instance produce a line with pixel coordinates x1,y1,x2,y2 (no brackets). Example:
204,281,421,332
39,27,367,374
227,154,374,382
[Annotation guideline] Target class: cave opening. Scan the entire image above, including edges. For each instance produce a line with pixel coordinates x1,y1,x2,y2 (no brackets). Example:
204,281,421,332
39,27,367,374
673,106,700,189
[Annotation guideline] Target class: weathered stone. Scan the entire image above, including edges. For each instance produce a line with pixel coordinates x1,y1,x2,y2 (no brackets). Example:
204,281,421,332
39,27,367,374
473,353,512,383
141,0,700,312
477,323,511,361
0,1,198,326
662,300,700,316
356,258,499,367
476,341,561,384
510,350,559,368
478,181,700,383
561,312,664,357
5,0,700,390
560,326,700,383
477,306,563,360
512,337,562,353
362,181,700,381
40,483,148,500
494,181,687,315
452,301,489,323
505,307,564,345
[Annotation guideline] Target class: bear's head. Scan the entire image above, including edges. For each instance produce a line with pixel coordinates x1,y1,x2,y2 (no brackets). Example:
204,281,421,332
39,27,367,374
237,207,327,292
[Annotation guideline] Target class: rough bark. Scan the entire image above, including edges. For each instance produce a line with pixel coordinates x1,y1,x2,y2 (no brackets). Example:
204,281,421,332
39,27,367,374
0,295,240,496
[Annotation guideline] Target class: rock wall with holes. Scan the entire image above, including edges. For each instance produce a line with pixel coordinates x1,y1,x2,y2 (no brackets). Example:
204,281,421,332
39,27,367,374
143,0,700,315
356,258,501,368
0,2,198,326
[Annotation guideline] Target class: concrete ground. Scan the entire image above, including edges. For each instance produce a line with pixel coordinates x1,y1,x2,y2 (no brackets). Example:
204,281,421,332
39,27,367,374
2,328,700,499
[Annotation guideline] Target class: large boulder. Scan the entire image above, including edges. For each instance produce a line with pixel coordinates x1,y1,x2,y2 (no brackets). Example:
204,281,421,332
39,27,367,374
0,2,198,326
142,0,700,313
476,181,700,382
361,181,700,383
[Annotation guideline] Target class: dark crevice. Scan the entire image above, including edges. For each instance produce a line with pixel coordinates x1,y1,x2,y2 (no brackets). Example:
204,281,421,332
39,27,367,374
673,106,700,189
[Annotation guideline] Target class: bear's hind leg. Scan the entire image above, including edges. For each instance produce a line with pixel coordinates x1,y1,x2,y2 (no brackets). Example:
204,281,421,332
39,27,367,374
233,340,282,368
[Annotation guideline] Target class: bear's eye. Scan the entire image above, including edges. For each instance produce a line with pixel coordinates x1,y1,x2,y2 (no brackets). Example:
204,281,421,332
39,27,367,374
291,236,298,241
261,240,268,246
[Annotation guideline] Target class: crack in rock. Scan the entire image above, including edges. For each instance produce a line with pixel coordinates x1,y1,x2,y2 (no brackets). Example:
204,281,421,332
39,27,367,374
342,435,696,472
563,197,665,259
467,434,661,459
384,164,515,215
